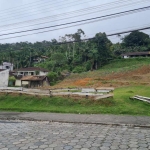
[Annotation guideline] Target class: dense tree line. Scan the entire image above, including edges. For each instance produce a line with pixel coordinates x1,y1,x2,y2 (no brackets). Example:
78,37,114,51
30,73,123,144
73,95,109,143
0,30,150,75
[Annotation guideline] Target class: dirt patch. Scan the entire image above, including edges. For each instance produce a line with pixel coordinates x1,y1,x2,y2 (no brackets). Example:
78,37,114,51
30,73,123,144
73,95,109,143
54,65,150,88
73,78,93,86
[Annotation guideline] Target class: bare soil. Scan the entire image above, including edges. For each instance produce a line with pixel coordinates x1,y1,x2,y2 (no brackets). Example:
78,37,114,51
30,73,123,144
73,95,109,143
54,65,150,88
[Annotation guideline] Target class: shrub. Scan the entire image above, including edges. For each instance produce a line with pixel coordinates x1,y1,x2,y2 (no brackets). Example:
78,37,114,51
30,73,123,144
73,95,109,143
47,72,58,85
72,66,86,73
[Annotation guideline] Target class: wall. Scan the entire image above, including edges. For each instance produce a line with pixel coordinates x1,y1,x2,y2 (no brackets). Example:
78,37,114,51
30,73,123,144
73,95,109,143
0,70,9,87
39,71,48,76
15,80,22,87
123,55,130,59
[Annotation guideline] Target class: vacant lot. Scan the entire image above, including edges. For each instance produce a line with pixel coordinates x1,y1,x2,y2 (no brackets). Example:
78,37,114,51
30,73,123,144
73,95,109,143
54,58,150,88
0,85,150,116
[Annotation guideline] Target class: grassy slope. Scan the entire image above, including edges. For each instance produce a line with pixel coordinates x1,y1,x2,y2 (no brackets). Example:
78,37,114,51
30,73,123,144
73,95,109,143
0,85,150,116
69,58,150,78
54,58,150,88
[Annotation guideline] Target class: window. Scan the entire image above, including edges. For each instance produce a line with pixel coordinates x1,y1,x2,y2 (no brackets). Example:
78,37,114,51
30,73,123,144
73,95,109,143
5,66,10,69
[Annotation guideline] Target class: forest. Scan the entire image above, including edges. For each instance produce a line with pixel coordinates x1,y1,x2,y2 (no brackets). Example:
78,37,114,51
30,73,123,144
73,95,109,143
0,29,150,75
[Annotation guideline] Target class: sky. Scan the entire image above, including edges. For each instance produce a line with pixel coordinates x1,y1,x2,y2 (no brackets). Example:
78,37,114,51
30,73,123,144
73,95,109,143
0,0,150,44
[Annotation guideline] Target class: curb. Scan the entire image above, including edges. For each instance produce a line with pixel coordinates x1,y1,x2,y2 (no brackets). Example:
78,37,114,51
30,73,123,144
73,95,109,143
0,117,150,128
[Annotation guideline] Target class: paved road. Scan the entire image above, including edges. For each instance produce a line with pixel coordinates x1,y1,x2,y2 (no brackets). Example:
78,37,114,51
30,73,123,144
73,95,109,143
0,120,150,150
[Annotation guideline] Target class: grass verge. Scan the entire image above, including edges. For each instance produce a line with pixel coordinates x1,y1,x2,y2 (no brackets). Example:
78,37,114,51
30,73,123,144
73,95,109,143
0,85,150,116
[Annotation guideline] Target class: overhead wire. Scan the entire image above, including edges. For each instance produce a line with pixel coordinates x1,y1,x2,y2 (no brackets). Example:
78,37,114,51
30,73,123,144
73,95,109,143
0,25,150,53
0,0,149,32
0,0,97,22
0,0,65,14
0,0,57,12
0,0,133,28
0,7,150,41
0,5,150,38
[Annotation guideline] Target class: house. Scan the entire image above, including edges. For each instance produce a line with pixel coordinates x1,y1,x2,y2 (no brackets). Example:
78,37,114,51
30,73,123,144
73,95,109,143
0,69,9,87
14,67,49,76
121,51,150,58
0,62,13,71
32,56,49,64
21,75,50,88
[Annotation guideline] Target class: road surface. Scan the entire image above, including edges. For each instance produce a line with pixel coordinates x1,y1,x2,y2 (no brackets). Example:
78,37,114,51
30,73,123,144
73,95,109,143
0,120,150,150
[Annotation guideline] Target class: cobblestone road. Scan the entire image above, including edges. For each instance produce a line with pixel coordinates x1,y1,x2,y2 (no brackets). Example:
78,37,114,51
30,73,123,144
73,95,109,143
0,120,150,150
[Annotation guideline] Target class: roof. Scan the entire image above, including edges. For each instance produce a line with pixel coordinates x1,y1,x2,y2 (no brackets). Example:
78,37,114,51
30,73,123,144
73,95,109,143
21,75,47,81
121,51,150,56
14,67,49,72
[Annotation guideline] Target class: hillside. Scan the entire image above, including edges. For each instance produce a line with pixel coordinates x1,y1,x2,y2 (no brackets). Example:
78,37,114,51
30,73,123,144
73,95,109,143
54,58,150,88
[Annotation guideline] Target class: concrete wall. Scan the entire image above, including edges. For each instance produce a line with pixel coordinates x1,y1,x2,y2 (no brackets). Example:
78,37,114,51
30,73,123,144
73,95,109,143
39,71,48,76
15,80,29,87
0,70,9,87
15,80,21,87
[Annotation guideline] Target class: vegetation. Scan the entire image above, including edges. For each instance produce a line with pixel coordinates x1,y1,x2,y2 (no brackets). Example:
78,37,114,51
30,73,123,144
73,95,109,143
0,30,150,75
65,57,150,80
0,86,150,115
8,76,16,87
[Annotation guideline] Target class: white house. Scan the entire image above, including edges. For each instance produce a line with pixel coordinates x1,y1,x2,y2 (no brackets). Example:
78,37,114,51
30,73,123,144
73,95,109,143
13,67,49,87
0,62,13,71
0,69,9,87
14,67,49,76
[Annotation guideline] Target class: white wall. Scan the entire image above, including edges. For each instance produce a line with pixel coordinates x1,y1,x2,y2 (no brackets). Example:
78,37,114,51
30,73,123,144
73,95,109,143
124,55,130,59
39,71,48,76
15,80,21,87
0,70,9,87
15,80,29,87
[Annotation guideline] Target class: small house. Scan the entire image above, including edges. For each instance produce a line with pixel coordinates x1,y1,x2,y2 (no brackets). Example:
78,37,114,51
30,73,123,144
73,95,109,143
21,75,50,88
121,51,150,58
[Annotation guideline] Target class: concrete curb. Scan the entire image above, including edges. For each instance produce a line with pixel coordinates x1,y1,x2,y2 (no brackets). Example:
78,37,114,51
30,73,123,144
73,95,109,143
0,112,150,128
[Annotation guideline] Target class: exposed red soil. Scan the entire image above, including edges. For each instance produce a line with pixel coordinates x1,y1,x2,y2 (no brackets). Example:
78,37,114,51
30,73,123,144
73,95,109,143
54,65,150,88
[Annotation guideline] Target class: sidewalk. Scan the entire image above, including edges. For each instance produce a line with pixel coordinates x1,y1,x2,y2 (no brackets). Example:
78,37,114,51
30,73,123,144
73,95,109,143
0,112,150,127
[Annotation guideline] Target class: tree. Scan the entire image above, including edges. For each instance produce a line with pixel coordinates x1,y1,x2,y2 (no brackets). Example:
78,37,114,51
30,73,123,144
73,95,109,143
122,31,150,47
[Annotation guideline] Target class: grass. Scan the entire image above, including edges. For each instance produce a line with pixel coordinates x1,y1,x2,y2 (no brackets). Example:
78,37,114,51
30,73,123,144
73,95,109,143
0,85,150,116
67,58,150,79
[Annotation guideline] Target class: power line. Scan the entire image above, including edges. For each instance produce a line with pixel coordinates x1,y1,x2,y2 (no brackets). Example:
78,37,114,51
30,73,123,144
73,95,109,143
0,0,54,12
0,0,133,28
0,0,97,22
0,0,148,32
0,17,150,42
0,25,150,53
0,5,150,37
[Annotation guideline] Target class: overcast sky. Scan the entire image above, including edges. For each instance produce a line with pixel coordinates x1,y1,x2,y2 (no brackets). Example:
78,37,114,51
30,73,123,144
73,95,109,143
0,0,150,44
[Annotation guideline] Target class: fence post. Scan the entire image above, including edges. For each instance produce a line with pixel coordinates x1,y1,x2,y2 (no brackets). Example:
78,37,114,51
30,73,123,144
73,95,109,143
49,90,52,97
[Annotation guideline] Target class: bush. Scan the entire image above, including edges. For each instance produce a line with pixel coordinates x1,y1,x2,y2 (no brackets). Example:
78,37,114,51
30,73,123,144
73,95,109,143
9,76,16,82
72,66,86,73
47,72,58,85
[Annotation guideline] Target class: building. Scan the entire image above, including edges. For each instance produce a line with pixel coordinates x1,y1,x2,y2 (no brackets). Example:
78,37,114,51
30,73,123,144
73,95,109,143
0,69,9,87
21,76,50,88
121,51,150,58
0,62,13,71
14,67,49,76
32,56,49,64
